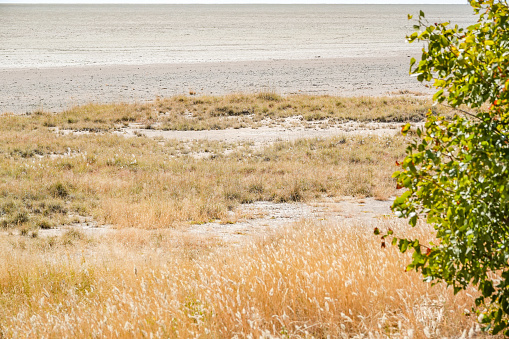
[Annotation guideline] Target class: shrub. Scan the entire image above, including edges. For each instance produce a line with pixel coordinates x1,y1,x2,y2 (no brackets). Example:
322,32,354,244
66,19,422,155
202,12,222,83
387,0,509,334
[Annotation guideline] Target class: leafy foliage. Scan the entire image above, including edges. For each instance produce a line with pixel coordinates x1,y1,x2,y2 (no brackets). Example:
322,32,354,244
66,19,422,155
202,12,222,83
387,0,509,334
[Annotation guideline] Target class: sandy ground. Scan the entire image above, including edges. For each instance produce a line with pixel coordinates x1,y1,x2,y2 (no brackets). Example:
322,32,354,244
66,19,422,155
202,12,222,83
0,56,431,114
43,121,403,240
39,120,404,241
36,120,404,241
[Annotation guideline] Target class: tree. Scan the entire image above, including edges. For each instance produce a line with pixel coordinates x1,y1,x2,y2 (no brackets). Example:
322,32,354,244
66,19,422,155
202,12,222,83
383,0,509,334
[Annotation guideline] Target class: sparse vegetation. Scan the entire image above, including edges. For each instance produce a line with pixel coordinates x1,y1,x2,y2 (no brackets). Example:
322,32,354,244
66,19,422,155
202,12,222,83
0,96,412,230
0,131,404,229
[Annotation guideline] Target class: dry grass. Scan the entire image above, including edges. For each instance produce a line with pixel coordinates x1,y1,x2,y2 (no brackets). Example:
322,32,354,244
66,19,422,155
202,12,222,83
0,219,483,338
15,93,449,132
0,116,407,230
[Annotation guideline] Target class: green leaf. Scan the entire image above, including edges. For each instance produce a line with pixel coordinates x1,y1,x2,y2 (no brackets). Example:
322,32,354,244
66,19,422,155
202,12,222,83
399,239,409,253
433,89,444,101
401,123,411,136
483,281,495,297
393,191,411,208
409,215,418,227
502,298,509,314
493,321,506,335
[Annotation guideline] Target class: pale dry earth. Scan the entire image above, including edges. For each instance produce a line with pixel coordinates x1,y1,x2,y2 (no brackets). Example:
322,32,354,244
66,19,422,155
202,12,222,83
186,197,395,242
127,121,406,144
54,120,408,150
0,56,432,114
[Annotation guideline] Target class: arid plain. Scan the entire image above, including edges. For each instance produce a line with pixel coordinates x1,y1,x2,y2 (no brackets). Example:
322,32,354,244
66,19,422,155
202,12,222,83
0,4,486,338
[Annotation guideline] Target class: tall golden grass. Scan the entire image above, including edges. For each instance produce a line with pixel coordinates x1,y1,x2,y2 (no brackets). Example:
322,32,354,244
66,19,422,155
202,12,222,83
0,220,481,338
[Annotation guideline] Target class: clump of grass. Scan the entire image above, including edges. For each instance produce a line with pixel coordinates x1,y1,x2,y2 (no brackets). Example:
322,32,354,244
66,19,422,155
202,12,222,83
0,220,481,337
1,208,30,228
256,91,282,101
48,181,72,198
60,228,86,246
34,217,53,229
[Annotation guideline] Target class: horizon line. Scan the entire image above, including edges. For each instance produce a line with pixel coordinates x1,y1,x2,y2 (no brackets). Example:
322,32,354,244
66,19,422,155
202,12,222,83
0,0,470,4
0,1,470,4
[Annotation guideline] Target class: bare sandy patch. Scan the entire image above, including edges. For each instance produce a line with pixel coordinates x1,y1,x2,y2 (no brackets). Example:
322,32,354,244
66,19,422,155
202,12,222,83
124,121,406,144
185,197,394,242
